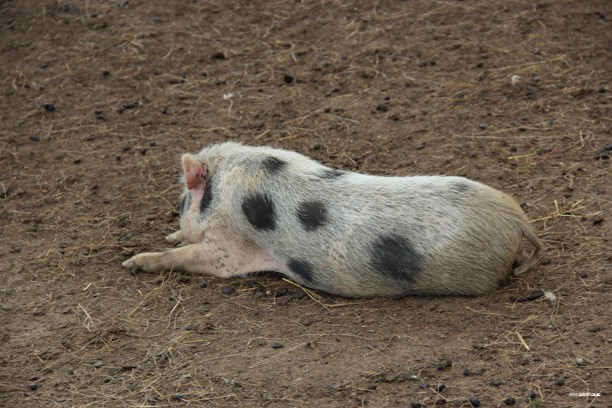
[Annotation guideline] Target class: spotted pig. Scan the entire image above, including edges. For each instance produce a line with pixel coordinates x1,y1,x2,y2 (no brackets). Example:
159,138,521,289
123,142,542,297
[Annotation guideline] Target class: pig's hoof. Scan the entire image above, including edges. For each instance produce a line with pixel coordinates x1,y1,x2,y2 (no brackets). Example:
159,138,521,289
122,258,136,269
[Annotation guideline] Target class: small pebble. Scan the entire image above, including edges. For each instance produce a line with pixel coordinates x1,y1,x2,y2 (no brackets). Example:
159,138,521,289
212,52,226,60
184,324,196,331
28,383,39,391
197,304,211,313
149,141,157,147
274,286,289,297
385,373,397,382
479,124,486,130
283,74,294,84
271,342,284,349
490,379,502,387
463,368,470,376
436,384,446,392
222,286,236,296
468,397,481,407
588,325,601,332
575,357,588,366
411,403,422,408
521,353,533,364
504,396,516,405
31,135,40,142
198,278,208,288
171,393,182,401
102,377,111,384
139,148,147,156
554,377,565,386
528,390,537,400
376,104,388,112
435,358,453,370
43,103,55,112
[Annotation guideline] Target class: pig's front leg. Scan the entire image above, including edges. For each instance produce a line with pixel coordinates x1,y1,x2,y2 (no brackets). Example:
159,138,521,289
122,237,282,278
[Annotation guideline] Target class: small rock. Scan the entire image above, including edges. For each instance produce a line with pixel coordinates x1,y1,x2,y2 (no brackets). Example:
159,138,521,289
575,357,588,366
283,74,294,84
31,135,40,142
198,278,208,288
28,383,39,391
479,124,487,130
212,52,226,60
521,353,533,364
528,390,537,400
592,215,604,225
171,393,182,401
376,104,388,112
271,342,284,349
554,377,565,386
436,384,446,392
43,103,55,112
504,396,516,405
435,357,453,370
490,379,503,387
149,141,157,147
594,143,612,160
289,290,306,300
537,146,554,155
385,373,397,382
222,287,236,296
274,286,289,297
102,377,111,384
197,304,211,313
588,325,601,332
463,368,470,376
411,402,422,408
468,397,481,407
184,324,196,331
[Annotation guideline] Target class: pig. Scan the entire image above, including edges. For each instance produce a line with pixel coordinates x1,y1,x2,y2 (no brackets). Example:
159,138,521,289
122,142,543,298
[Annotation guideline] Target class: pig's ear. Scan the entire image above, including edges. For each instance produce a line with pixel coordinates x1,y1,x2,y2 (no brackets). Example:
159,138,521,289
181,154,207,190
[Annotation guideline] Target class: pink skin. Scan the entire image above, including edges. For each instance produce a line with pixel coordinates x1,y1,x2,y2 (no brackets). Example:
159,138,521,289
123,154,283,277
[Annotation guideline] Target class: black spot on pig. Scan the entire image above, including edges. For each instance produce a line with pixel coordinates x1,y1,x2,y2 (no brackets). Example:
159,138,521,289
200,176,214,214
262,156,287,173
287,258,315,282
242,193,276,230
370,235,422,282
319,168,346,179
297,201,328,231
179,194,188,215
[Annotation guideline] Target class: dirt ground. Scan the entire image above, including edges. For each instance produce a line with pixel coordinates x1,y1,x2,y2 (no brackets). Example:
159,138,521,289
1,0,610,407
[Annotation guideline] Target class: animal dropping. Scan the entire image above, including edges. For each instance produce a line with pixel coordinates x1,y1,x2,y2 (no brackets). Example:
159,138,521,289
123,142,542,297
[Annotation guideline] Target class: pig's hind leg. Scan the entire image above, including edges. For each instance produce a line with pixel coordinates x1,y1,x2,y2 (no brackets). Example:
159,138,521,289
122,235,282,278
